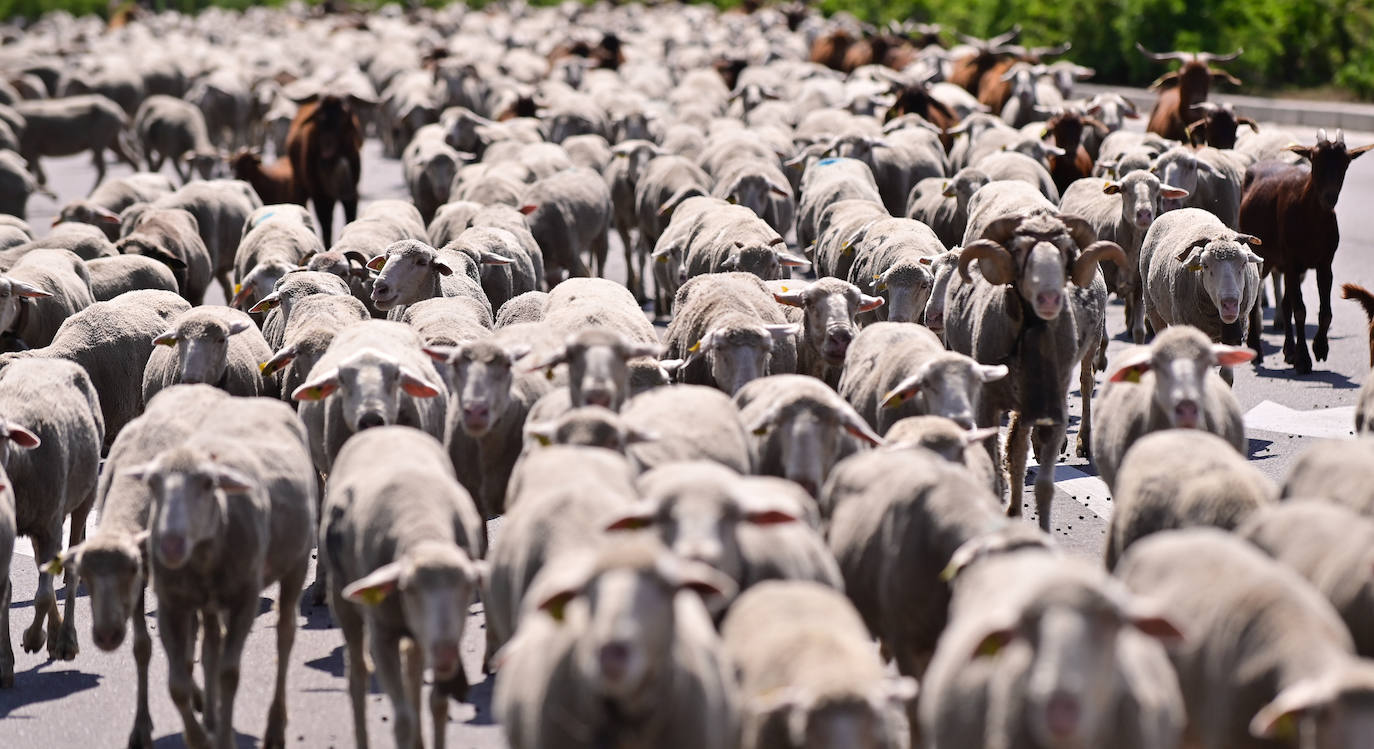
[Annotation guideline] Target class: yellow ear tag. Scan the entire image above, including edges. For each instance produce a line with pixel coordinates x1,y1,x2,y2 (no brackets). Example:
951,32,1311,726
842,242,854,255
156,338,177,347
233,283,242,295
655,255,669,264
876,282,888,292
535,434,552,447
1123,367,1143,384
355,586,389,607
976,637,1003,657
882,391,907,409
752,425,769,435
939,560,960,582
1186,263,1204,272
303,386,326,399
1273,713,1297,742
688,340,701,353
258,360,272,373
544,368,555,381
45,557,64,575
546,597,569,622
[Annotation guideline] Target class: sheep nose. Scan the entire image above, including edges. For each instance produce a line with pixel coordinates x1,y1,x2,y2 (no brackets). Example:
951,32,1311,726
93,626,124,651
432,641,461,679
1219,298,1240,322
599,642,631,682
1035,292,1063,317
371,281,390,297
1045,692,1081,737
158,535,189,568
357,411,386,430
583,388,613,408
1135,208,1153,227
1174,401,1200,428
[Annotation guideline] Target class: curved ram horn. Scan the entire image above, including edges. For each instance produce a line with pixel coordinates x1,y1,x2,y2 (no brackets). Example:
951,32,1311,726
1072,241,1128,288
958,239,1016,285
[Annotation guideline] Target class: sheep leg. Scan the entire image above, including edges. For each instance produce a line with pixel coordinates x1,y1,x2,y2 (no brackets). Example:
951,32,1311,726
201,610,222,736
372,631,421,749
212,599,254,749
52,498,93,660
1247,298,1263,356
128,587,154,749
171,154,189,185
21,528,58,653
1033,422,1065,532
619,225,639,301
1128,281,1147,344
1270,274,1285,333
265,561,306,749
90,147,109,191
403,642,424,738
1314,266,1333,361
161,606,211,749
1005,411,1029,518
636,238,651,308
1076,354,1094,459
430,680,450,749
1283,268,1311,373
1,578,12,688
25,153,46,186
593,226,609,278
333,594,371,749
315,198,336,246
111,135,140,170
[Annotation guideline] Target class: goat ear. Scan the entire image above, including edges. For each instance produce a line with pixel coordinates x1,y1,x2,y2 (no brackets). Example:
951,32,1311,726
343,561,406,606
1348,143,1374,160
1286,145,1314,159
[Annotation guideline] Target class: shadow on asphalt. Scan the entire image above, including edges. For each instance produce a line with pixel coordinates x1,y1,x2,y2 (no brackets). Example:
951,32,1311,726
11,583,88,610
464,675,497,726
152,729,257,748
0,666,101,717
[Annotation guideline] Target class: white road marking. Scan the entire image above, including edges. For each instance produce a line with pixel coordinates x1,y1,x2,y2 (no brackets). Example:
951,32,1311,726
1244,401,1356,440
13,512,99,560
1026,456,1114,521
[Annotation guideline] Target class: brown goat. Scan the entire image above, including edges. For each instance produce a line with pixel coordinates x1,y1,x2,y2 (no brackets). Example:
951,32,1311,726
1184,101,1259,149
1342,283,1374,367
809,28,856,71
948,26,1022,92
286,93,365,244
1240,129,1374,373
974,42,1072,110
1039,108,1106,195
1138,44,1242,141
230,150,304,207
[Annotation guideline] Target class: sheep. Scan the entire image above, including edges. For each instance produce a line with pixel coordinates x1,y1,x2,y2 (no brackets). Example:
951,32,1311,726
622,455,837,574
1059,172,1189,342
56,172,174,239
617,384,753,474
522,327,662,412
838,321,1008,435
2,221,117,268
485,446,637,659
884,415,1000,493
252,270,353,350
796,157,883,251
825,445,1053,678
400,296,492,348
827,130,946,217
663,272,800,395
327,197,428,264
519,404,656,457
812,199,892,283
14,94,141,188
845,218,946,326
117,206,214,305
0,249,95,350
1116,528,1374,749
642,189,716,317
972,150,1061,201
1281,438,1374,516
605,140,664,299
496,290,549,328
0,147,53,220
0,289,189,448
292,320,448,479
1240,129,1372,374
493,537,740,749
320,426,484,749
402,125,463,225
712,157,796,239
520,167,612,284
1136,46,1243,141
367,238,499,325
721,581,916,749
772,277,883,386
1105,429,1275,569
446,226,542,314
906,167,989,247
733,374,884,498
259,293,371,408
1140,207,1263,364
682,203,808,282
142,307,275,402
230,208,327,312
127,395,314,749
921,248,964,338
84,254,179,301
948,182,1125,526
920,550,1185,749
145,179,263,302
44,384,227,744
635,156,715,276
422,328,557,519
1237,500,1374,658
131,95,220,184
1150,145,1244,228
1343,283,1374,368
1091,326,1253,492
0,358,103,667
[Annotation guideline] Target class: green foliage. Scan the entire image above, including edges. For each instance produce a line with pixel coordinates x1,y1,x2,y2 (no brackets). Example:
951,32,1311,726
2,0,1371,99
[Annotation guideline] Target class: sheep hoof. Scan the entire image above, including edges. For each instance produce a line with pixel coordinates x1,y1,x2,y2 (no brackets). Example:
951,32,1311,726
1314,338,1329,361
1075,438,1091,459
0,661,13,689
1293,356,1313,375
21,625,44,654
49,626,79,661
127,721,154,749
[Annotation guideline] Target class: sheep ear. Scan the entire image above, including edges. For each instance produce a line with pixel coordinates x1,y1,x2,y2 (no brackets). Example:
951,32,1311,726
227,320,254,336
152,330,178,347
365,255,388,271
970,624,1017,658
45,542,84,576
738,499,800,526
880,374,921,409
1108,348,1153,383
658,555,738,604
1159,185,1189,200
213,465,256,494
230,283,255,309
248,293,280,313
1102,181,1122,195
1212,344,1256,367
479,250,512,266
777,251,811,268
764,323,800,341
773,287,806,307
343,561,406,606
858,294,885,312
422,344,459,364
398,367,442,398
258,346,297,376
962,426,1001,447
1,422,40,449
977,364,1008,382
431,260,453,276
292,369,341,401
838,406,885,447
1250,679,1335,740
605,500,658,531
524,421,555,447
880,676,920,706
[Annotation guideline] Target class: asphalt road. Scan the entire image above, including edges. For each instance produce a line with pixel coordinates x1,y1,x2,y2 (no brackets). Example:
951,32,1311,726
4,121,1374,748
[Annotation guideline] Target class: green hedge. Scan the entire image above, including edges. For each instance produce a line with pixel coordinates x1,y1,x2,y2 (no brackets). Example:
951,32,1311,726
6,0,1372,99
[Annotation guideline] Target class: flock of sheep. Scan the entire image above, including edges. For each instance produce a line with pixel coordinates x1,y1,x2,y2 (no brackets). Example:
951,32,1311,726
2,2,1374,749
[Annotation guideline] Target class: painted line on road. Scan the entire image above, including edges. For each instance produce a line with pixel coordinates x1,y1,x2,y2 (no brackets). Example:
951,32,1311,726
1026,455,1114,521
1244,401,1356,440
13,513,98,560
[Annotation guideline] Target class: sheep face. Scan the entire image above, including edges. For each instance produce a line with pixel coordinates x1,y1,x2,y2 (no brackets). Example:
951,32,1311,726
128,447,252,570
369,243,450,311
876,262,932,324
292,349,442,433
1177,240,1262,324
153,313,253,386
776,280,882,365
428,341,525,437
